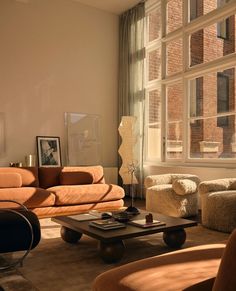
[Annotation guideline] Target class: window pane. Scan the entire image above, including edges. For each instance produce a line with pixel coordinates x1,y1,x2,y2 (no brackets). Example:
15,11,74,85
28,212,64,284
190,115,236,158
166,38,183,76
190,77,203,118
166,83,183,159
166,0,183,34
189,0,230,22
146,89,161,160
189,68,235,119
147,8,161,42
190,15,235,67
189,67,236,159
166,122,183,159
167,82,183,121
148,48,161,81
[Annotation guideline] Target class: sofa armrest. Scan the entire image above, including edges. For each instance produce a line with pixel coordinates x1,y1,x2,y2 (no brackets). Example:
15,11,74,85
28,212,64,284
144,174,172,188
198,178,236,195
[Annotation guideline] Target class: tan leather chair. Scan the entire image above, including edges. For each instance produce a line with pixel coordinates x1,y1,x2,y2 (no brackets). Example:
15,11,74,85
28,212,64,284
92,229,236,291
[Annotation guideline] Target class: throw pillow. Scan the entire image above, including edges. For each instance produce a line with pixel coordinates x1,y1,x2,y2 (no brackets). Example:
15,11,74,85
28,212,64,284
172,179,197,195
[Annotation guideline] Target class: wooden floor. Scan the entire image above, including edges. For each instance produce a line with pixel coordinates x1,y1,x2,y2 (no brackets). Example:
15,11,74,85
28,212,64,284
124,197,145,210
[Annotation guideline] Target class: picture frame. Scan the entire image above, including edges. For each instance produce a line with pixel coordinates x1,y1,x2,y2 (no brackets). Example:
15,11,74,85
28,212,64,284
36,136,61,167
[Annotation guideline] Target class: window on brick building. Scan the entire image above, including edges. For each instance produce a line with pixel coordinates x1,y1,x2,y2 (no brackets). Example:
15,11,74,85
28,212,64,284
145,0,236,164
190,78,202,125
217,0,230,39
217,18,229,39
217,73,229,127
190,0,198,21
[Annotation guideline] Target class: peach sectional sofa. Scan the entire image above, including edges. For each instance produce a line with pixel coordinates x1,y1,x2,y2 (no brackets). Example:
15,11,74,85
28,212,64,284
0,166,125,218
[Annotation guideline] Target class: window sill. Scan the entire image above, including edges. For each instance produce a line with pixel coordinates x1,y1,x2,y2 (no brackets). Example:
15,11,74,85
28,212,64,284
166,140,183,153
199,141,220,153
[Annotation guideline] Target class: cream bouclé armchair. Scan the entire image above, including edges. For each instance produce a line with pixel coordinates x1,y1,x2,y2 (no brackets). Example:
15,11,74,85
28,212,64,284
199,178,236,233
145,174,200,218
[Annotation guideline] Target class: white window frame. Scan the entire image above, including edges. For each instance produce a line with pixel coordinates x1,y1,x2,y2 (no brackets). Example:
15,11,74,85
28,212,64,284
144,0,236,167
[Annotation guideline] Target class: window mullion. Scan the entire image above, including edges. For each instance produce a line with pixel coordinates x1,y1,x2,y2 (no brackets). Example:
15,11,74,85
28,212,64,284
182,0,189,163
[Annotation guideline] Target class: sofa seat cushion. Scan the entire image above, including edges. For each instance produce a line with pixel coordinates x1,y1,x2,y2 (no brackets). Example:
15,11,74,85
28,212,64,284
47,184,125,206
0,187,55,208
32,200,124,218
93,243,225,291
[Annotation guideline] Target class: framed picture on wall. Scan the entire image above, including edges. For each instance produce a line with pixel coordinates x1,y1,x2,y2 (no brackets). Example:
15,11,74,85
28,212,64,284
36,136,61,167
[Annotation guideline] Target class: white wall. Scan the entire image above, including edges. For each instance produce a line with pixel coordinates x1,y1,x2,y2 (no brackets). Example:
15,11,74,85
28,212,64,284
0,0,119,167
144,165,236,182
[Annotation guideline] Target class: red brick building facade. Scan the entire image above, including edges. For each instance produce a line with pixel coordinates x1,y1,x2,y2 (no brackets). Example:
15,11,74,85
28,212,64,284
147,0,236,160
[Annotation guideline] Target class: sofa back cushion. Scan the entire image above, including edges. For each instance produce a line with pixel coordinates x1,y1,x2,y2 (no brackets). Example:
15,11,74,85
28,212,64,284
59,171,93,185
38,167,62,189
0,173,22,188
0,167,39,187
38,166,105,188
62,166,105,184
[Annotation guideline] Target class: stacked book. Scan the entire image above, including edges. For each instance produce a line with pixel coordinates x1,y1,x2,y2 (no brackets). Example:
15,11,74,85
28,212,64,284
128,219,166,228
89,219,126,230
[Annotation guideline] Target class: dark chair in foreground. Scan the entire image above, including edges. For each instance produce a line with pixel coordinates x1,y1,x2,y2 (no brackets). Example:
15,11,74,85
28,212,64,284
0,200,41,270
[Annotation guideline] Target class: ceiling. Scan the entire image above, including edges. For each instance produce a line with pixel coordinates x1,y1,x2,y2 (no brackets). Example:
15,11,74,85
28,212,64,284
73,0,141,15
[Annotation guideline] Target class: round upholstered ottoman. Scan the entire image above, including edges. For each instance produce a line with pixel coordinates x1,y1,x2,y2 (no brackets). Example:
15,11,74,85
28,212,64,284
201,191,236,233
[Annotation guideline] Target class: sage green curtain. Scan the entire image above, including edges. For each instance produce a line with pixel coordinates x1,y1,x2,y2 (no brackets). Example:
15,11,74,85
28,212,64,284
118,3,145,198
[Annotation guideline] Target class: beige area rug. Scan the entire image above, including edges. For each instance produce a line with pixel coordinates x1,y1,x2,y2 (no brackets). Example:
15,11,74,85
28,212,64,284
0,219,229,291
1,218,230,291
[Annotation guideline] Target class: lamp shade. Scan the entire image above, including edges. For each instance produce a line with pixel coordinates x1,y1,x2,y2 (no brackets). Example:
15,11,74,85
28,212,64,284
118,116,138,185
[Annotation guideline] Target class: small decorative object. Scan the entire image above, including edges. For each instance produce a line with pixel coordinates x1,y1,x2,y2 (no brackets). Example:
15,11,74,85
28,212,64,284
36,136,61,167
25,154,36,167
113,211,131,223
125,161,140,214
9,162,23,167
145,213,153,224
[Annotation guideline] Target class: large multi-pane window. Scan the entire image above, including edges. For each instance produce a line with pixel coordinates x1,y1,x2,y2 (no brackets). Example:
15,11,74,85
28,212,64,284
145,0,236,164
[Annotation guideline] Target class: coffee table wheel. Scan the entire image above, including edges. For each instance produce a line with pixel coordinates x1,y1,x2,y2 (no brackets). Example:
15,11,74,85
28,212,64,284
99,240,125,264
163,228,186,248
60,226,82,244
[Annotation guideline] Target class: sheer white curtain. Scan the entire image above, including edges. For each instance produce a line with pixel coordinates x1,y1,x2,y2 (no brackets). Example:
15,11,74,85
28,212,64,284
118,3,145,198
